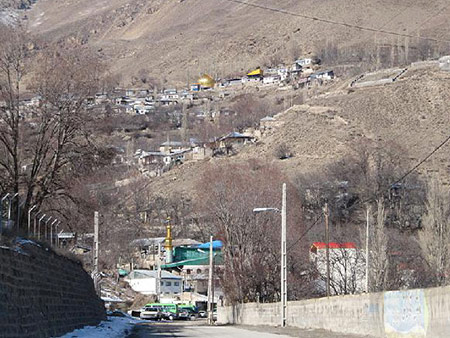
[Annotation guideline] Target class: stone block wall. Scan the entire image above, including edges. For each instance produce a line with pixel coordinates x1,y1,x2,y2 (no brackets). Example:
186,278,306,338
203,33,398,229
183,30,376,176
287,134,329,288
0,241,106,338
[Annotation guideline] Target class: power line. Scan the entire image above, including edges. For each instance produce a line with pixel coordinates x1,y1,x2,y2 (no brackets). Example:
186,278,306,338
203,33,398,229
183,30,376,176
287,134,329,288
288,132,450,250
287,213,322,251
220,0,450,44
392,133,450,185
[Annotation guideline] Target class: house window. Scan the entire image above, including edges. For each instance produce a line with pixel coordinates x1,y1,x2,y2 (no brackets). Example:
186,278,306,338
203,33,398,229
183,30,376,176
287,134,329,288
166,281,172,286
161,281,164,286
174,282,179,286
186,269,191,275
197,269,202,274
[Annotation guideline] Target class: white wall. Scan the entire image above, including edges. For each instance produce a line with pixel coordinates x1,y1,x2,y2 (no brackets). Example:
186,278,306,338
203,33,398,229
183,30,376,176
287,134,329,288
218,285,450,338
128,277,157,295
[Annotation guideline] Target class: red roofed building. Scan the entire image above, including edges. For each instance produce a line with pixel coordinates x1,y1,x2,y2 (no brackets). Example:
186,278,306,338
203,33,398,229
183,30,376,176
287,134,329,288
310,241,366,295
311,242,357,251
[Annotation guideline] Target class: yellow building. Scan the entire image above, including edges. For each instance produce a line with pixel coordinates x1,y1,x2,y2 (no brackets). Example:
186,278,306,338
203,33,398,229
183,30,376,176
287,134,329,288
247,68,264,78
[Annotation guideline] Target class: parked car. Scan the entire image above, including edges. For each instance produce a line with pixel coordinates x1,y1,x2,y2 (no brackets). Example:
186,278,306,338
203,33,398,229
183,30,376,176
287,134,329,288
178,306,198,320
177,309,193,320
140,307,161,320
160,310,177,321
198,310,207,318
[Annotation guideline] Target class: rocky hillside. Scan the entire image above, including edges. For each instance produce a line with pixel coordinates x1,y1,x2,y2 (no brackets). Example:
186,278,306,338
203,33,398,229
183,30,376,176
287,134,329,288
138,63,450,202
23,0,450,84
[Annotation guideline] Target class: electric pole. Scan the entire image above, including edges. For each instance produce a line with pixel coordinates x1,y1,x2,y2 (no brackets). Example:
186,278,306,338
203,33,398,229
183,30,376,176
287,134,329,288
92,211,100,295
207,235,214,325
157,242,162,301
324,203,330,297
281,183,287,327
365,205,370,293
94,211,99,274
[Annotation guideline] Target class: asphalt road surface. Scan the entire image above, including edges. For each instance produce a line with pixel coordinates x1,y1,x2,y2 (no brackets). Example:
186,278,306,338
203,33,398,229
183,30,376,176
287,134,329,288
128,320,371,338
128,321,291,338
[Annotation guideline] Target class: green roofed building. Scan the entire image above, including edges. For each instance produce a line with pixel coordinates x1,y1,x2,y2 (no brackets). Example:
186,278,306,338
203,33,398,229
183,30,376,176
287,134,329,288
161,246,223,269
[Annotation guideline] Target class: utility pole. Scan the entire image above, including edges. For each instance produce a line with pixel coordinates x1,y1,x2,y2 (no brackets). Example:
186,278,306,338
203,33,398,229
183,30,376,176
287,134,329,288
365,205,370,293
281,183,287,327
157,242,162,302
93,211,100,295
324,203,331,297
207,235,214,325
94,211,99,274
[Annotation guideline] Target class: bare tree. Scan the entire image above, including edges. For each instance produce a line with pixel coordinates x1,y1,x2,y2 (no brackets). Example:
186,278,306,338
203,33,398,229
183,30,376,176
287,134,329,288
195,160,306,303
369,199,389,292
0,25,105,235
418,179,450,286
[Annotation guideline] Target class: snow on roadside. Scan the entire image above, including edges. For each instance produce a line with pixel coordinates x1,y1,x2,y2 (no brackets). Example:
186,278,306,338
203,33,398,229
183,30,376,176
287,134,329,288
56,316,139,338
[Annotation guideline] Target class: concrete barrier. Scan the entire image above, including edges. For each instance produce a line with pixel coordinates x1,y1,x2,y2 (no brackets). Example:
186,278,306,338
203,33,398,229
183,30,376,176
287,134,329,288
218,285,450,337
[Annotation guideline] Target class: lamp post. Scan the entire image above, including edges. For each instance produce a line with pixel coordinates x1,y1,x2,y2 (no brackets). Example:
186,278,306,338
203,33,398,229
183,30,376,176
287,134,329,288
253,182,287,327
34,211,42,237
38,214,46,240
28,205,37,237
44,216,52,242
0,194,10,235
55,221,61,247
7,193,19,229
50,219,58,246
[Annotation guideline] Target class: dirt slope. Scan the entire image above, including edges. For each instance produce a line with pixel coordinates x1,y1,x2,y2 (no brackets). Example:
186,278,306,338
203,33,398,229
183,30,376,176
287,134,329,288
24,0,450,84
138,65,450,201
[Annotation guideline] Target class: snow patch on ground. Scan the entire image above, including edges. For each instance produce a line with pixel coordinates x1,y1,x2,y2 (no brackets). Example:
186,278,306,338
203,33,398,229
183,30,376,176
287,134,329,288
56,316,139,338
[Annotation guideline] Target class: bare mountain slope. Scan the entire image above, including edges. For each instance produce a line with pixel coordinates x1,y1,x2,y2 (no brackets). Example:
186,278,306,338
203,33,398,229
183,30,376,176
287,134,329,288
137,65,450,201
25,0,450,84
238,66,450,177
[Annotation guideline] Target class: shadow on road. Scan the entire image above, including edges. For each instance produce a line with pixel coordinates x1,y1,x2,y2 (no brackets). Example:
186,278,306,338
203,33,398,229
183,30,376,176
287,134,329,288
128,321,198,337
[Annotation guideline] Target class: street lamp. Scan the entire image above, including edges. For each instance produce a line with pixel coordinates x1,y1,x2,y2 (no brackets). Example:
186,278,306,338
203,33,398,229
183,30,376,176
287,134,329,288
17,200,25,233
7,193,19,227
38,214,46,240
55,221,61,247
55,221,62,248
44,216,52,241
253,183,287,328
28,205,37,237
50,219,58,246
34,211,42,237
0,194,10,235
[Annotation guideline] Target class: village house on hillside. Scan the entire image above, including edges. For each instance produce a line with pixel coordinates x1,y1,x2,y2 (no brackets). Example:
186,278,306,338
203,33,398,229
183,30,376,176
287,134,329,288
217,132,254,155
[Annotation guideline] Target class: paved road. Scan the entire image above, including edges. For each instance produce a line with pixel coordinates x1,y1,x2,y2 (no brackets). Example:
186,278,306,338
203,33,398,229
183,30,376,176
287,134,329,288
128,321,291,337
128,320,370,338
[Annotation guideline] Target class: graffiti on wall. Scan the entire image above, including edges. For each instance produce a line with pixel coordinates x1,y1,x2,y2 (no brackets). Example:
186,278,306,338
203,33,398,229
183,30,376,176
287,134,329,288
384,289,428,337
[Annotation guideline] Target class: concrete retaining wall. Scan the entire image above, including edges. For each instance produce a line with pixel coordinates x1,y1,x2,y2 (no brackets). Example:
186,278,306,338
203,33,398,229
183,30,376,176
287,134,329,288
218,286,450,337
0,240,106,338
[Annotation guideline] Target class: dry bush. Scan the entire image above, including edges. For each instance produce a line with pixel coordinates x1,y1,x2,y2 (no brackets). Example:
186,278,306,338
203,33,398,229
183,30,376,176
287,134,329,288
274,143,293,160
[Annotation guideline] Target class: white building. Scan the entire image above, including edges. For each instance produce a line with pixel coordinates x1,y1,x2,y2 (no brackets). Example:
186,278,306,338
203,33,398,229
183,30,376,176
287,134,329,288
263,75,281,85
295,58,315,67
310,242,365,295
439,55,450,71
126,270,183,296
